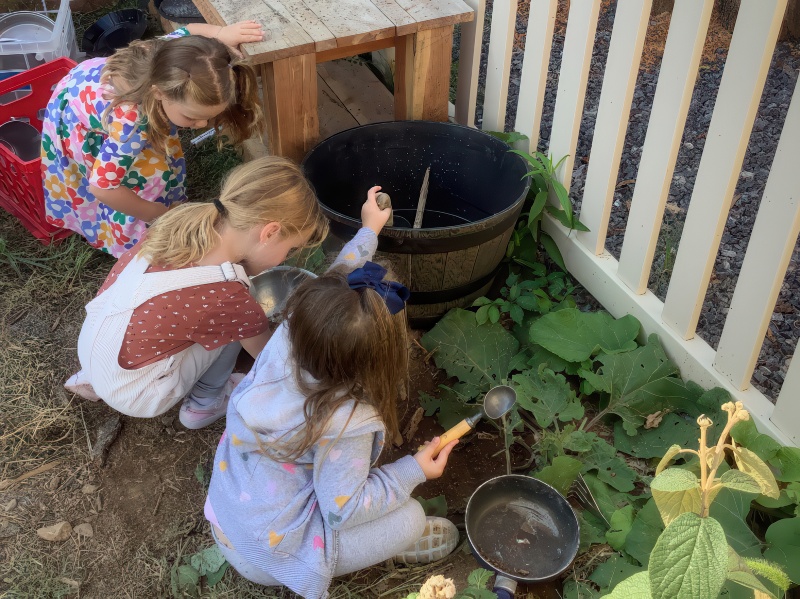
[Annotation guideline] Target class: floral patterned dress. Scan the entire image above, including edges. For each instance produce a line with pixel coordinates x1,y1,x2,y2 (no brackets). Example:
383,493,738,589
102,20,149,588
41,32,188,257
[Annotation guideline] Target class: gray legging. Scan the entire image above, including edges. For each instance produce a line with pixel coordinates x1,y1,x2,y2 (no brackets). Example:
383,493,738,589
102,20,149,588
212,499,426,585
190,342,242,401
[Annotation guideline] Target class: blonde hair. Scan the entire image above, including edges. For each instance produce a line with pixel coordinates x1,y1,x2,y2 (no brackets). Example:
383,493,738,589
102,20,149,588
257,269,408,462
102,35,263,155
139,156,328,268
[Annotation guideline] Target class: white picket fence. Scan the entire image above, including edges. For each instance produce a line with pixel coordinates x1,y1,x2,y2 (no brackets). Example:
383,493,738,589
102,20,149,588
453,0,800,447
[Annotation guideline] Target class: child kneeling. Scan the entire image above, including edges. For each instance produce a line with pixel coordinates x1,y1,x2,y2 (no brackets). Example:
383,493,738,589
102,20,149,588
205,264,459,598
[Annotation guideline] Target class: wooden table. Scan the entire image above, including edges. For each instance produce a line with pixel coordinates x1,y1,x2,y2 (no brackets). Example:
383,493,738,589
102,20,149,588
192,0,474,162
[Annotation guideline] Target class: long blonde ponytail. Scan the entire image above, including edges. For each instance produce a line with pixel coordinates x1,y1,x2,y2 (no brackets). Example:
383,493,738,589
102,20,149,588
139,156,328,268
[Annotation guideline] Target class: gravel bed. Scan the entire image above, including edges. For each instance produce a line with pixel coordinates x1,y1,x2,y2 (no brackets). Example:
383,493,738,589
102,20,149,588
458,1,800,401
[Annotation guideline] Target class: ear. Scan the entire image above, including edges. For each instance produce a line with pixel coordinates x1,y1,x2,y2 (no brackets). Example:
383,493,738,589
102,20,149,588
151,85,164,100
259,222,281,243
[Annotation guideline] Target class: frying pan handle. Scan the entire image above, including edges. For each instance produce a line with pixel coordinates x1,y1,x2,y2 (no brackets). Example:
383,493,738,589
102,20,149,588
430,419,473,457
493,575,517,599
493,588,514,599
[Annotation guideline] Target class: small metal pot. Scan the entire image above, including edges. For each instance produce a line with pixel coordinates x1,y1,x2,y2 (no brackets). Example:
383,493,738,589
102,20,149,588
249,266,316,320
0,120,41,162
465,475,580,598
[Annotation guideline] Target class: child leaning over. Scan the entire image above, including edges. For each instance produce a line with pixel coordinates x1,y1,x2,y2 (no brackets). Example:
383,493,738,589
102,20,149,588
65,157,331,428
41,22,263,257
205,208,460,598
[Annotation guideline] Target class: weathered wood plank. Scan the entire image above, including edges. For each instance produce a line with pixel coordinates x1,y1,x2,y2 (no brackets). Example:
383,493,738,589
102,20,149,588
470,235,504,280
260,54,319,162
317,72,360,139
442,246,481,289
303,0,396,48
279,0,337,51
392,0,474,35
371,0,417,32
662,0,786,339
317,60,394,126
411,253,446,292
395,26,453,121
714,73,800,391
194,0,315,63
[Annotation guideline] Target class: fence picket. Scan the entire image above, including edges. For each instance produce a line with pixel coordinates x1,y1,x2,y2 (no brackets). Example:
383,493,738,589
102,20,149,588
662,0,787,339
576,0,651,255
713,74,800,392
547,0,601,192
774,356,800,446
616,0,713,293
513,0,557,152
482,0,518,131
454,0,487,127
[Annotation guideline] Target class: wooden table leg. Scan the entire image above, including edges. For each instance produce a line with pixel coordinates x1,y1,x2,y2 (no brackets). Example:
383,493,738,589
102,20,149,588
394,25,454,122
260,54,319,163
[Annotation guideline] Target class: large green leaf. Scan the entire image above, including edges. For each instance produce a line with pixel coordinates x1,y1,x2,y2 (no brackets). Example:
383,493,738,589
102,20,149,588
513,367,584,428
605,572,653,598
606,505,636,550
562,580,602,599
649,512,728,599
771,447,800,483
709,488,762,558
730,418,782,463
763,516,800,584
418,390,475,429
589,554,645,591
189,546,226,576
719,471,761,495
421,309,519,400
533,455,583,496
624,498,665,566
580,433,638,492
583,473,643,523
579,509,608,551
579,335,703,435
651,468,701,526
732,447,780,499
528,308,640,362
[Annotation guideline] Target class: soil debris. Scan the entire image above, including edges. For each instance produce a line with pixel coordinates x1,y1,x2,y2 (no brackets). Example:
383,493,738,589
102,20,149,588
91,414,122,466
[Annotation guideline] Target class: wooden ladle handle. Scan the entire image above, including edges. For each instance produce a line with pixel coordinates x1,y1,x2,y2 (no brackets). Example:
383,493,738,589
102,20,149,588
429,419,474,458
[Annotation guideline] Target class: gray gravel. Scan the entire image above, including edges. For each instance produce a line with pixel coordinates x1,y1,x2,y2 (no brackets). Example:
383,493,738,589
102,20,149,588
460,1,799,400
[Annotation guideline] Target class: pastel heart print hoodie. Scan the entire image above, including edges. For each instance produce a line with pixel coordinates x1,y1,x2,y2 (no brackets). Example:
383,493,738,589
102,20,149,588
206,312,425,599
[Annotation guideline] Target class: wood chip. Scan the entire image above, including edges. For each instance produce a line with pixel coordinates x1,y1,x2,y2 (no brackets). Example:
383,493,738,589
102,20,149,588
403,407,425,443
0,460,62,491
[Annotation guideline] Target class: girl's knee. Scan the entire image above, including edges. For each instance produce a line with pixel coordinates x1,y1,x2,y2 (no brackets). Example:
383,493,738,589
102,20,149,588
405,499,427,537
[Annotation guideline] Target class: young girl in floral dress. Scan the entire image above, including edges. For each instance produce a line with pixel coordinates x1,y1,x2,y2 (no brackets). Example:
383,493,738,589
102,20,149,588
41,22,263,257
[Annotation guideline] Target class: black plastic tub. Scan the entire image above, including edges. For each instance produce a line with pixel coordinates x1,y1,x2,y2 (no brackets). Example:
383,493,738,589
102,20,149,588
303,121,530,328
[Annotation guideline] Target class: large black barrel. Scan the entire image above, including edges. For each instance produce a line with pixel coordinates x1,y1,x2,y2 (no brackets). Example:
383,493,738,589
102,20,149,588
303,121,530,328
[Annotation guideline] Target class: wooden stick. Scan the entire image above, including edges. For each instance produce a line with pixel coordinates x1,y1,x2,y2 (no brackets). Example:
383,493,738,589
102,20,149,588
413,167,430,229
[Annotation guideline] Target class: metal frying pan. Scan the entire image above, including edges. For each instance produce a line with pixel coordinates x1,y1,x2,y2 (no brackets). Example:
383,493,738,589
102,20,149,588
465,475,581,599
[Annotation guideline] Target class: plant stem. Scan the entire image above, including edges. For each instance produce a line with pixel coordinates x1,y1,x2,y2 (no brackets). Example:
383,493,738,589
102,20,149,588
502,414,511,476
699,423,709,517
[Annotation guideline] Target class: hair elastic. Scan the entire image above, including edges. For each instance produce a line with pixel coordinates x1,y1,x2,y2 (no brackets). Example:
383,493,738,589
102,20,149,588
213,198,227,216
347,261,410,315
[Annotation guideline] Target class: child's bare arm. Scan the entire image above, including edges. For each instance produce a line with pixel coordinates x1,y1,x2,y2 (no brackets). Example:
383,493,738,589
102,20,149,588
240,330,272,359
185,22,264,50
88,185,167,222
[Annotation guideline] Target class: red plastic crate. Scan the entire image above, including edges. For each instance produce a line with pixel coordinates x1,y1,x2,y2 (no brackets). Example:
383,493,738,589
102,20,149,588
0,57,76,244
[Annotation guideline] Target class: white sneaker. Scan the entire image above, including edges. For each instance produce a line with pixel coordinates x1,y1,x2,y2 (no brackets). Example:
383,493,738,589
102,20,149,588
64,370,101,402
394,517,460,565
178,374,244,430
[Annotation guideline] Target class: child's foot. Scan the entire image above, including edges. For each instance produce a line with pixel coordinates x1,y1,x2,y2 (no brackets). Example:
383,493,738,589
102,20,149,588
179,374,244,430
64,370,101,402
394,517,459,565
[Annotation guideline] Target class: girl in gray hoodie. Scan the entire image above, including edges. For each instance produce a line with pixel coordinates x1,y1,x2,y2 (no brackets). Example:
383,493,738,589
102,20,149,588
205,191,459,598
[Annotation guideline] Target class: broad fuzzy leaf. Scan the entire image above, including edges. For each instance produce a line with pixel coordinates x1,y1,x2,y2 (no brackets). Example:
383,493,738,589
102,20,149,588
656,444,688,475
648,512,728,599
606,572,652,598
583,473,643,523
171,565,200,598
771,447,800,483
418,390,474,429
710,488,762,558
719,470,761,495
730,418,782,463
606,505,636,550
421,309,519,400
580,433,638,492
580,335,703,435
513,368,584,428
579,509,608,551
415,495,448,518
624,498,665,566
189,546,226,576
732,447,780,499
205,562,229,587
589,555,646,592
562,580,601,599
533,455,583,496
528,309,639,362
763,516,800,584
467,568,494,589
651,468,701,526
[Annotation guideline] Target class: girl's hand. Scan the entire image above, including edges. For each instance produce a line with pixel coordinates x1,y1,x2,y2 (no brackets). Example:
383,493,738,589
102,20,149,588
216,21,264,52
414,436,457,480
362,186,391,235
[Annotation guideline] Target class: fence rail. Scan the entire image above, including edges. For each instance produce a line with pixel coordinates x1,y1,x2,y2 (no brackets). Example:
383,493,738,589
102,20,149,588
453,0,799,446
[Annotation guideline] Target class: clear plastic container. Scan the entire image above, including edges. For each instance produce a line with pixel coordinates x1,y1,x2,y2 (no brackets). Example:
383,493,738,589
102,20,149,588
0,0,79,80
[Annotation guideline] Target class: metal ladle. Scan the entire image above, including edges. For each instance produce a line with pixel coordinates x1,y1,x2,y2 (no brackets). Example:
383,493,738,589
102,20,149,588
429,385,517,457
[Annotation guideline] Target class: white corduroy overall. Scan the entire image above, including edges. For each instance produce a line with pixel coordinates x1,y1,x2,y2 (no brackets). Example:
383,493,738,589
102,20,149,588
73,255,249,418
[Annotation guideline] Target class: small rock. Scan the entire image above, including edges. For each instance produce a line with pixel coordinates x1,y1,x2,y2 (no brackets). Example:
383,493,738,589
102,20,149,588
721,250,737,258
3,499,17,512
81,484,100,495
684,142,694,149
37,521,72,542
740,171,755,179
46,476,60,491
73,523,93,538
91,414,122,467
160,415,175,427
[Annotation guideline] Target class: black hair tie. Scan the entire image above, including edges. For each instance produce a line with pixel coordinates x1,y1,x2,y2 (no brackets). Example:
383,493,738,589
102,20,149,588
213,198,227,216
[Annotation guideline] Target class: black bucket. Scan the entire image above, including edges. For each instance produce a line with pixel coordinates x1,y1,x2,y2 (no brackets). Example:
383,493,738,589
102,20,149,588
303,121,530,328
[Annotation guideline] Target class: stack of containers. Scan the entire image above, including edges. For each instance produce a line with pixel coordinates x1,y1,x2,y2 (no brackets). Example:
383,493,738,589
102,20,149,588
0,0,80,243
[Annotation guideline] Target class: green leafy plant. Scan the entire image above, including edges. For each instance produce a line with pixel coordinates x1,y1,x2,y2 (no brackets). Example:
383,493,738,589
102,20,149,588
486,131,588,271
472,269,575,326
170,546,229,597
606,402,789,599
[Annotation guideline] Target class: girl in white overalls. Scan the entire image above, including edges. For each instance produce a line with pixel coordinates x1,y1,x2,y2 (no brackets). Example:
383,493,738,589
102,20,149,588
65,157,330,428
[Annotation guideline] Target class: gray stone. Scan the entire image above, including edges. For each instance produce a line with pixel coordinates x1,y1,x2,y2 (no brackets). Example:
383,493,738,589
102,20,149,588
37,521,72,542
74,523,93,538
